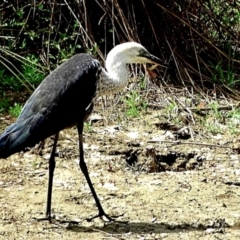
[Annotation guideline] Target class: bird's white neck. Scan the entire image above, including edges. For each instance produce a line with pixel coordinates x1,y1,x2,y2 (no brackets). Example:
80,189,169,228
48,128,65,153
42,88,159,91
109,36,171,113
96,51,130,97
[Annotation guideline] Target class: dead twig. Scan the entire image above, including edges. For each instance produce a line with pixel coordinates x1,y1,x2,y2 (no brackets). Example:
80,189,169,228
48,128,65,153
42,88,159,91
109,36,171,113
93,228,127,240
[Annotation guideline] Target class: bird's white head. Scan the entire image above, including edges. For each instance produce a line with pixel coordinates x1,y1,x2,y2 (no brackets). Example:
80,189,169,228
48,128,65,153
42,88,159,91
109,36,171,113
97,42,163,96
105,42,162,74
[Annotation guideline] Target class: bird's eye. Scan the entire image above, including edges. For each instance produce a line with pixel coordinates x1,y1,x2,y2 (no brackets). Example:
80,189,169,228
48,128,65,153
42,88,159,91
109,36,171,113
139,49,149,57
139,49,145,55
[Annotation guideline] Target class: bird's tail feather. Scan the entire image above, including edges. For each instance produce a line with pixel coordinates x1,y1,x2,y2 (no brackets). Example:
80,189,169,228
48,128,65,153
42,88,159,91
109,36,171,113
0,120,31,159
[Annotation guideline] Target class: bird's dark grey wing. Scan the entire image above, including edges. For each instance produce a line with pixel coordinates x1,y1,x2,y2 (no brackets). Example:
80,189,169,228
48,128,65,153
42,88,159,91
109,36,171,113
0,53,101,158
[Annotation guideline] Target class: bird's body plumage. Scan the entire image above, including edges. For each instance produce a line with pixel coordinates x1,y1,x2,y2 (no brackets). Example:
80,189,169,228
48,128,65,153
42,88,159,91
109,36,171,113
0,54,101,158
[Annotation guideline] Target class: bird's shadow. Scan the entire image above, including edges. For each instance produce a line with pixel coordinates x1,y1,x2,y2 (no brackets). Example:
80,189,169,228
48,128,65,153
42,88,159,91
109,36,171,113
60,220,229,234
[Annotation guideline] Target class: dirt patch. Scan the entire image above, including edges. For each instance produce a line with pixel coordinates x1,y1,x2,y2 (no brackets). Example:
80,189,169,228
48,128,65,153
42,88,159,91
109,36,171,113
1,92,240,239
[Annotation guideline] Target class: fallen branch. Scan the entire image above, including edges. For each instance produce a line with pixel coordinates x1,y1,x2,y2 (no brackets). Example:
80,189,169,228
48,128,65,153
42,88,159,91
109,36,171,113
148,103,240,112
148,139,230,148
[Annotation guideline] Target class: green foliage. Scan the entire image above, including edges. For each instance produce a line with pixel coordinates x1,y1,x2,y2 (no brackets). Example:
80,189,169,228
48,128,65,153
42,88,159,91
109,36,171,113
167,101,178,114
123,90,148,118
1,2,83,65
207,0,240,27
22,56,45,87
0,93,10,113
204,122,222,135
210,60,240,88
228,108,240,120
84,121,93,133
9,103,22,117
1,1,83,94
0,69,15,89
201,102,223,134
139,75,147,90
199,102,240,135
209,102,222,120
1,0,240,100
0,55,45,91
227,108,240,134
87,43,99,57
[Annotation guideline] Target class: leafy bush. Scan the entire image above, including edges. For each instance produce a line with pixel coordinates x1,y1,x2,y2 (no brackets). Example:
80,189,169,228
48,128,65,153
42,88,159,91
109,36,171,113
0,0,239,98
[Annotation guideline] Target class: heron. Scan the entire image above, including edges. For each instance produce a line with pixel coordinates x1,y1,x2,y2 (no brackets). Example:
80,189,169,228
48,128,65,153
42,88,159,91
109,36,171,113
0,42,162,222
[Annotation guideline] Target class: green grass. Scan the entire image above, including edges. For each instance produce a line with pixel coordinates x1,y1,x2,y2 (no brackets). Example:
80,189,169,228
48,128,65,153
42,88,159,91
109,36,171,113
162,99,240,135
84,121,93,133
204,122,222,135
210,61,240,88
9,103,22,117
123,89,148,118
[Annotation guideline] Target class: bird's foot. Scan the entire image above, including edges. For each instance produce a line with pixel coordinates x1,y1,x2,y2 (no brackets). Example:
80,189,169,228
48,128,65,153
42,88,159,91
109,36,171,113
34,214,54,223
86,210,125,222
33,214,82,225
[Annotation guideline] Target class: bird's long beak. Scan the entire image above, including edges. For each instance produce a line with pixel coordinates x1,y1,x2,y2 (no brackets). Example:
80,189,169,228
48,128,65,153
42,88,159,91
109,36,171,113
139,50,168,68
146,53,163,65
140,51,165,67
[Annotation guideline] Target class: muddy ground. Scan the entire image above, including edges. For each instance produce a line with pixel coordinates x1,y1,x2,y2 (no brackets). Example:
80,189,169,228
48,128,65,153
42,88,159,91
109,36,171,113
0,87,240,240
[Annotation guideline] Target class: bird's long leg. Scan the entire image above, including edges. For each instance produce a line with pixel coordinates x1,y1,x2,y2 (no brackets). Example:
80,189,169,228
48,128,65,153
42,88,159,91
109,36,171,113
77,123,116,222
46,132,59,220
37,133,59,222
